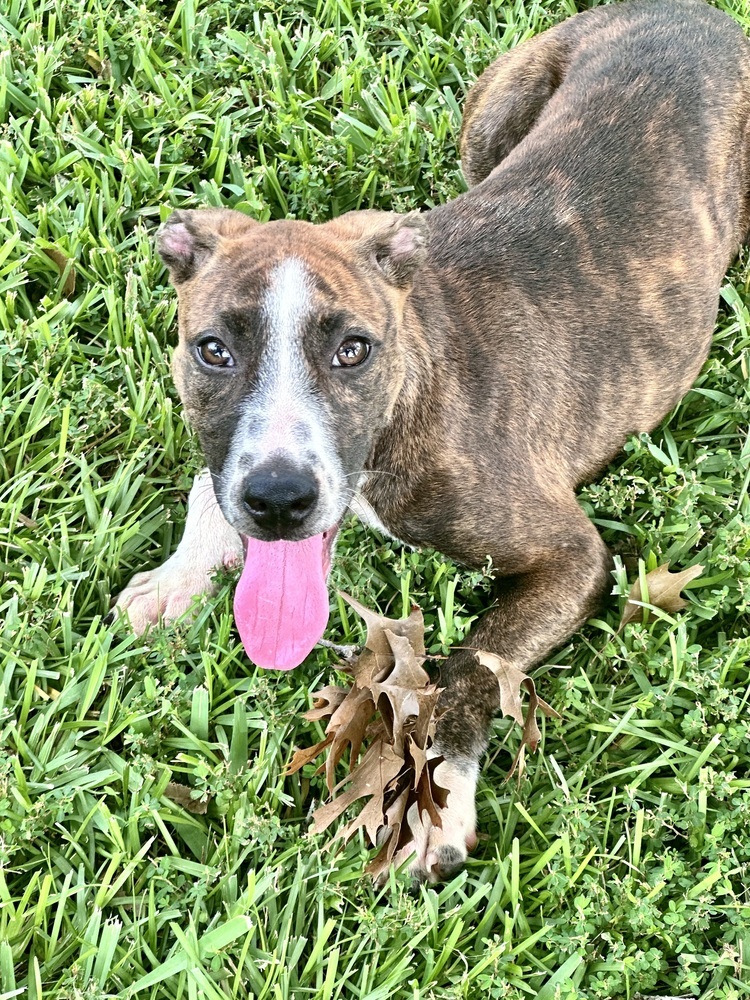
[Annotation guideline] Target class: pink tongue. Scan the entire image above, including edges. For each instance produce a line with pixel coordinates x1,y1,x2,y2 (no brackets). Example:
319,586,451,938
234,533,330,670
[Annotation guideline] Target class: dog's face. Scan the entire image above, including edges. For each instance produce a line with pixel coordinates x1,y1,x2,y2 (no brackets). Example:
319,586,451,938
159,208,428,542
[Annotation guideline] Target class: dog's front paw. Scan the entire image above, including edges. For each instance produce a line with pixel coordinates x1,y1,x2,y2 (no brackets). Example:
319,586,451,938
109,547,241,634
387,756,479,886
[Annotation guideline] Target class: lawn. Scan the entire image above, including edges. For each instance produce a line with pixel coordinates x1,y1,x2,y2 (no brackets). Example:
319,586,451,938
1,0,750,997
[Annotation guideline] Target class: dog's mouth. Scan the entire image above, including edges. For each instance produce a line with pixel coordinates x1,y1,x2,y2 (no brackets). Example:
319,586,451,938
233,525,340,670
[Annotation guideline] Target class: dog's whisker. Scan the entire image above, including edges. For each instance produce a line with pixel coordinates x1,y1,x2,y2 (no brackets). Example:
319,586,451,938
342,468,398,481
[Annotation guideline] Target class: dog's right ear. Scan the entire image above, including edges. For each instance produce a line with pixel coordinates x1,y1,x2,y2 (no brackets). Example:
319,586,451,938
157,209,257,284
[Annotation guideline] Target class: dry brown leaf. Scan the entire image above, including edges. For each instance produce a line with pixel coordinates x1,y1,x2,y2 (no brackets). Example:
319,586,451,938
619,562,704,631
286,733,334,775
371,630,434,754
350,646,390,692
413,685,442,749
339,784,391,845
288,597,450,871
383,784,411,858
406,733,428,790
366,801,419,880
325,687,376,792
341,592,426,657
506,681,559,781
303,685,349,721
381,630,430,688
366,779,435,879
288,685,375,791
42,246,76,297
415,756,449,828
476,651,527,725
290,597,562,876
311,740,403,836
163,781,208,814
477,650,561,780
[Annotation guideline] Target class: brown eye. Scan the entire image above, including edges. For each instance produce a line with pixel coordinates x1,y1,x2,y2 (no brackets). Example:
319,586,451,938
332,337,370,368
197,339,234,368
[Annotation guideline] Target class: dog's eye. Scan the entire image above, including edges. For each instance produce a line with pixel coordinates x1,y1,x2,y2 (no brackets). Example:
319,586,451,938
332,337,370,368
197,339,234,368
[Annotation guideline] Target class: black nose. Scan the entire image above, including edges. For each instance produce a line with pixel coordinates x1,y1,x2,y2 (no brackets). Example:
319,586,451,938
242,466,319,533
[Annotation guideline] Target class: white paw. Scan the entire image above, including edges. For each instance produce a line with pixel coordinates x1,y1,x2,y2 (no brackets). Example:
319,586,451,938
388,756,479,885
111,546,242,633
109,470,244,634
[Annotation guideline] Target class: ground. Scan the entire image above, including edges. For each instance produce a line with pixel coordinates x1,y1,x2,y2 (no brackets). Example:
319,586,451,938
1,0,750,997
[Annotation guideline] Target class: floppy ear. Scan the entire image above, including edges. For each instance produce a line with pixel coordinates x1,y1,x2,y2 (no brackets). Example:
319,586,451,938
157,208,257,284
365,212,430,288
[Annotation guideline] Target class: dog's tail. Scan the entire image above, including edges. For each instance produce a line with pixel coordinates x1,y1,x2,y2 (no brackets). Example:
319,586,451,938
460,27,571,189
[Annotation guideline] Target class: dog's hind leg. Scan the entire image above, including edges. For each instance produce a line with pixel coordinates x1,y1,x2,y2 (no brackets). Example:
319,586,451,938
460,25,571,187
404,497,612,884
110,470,243,633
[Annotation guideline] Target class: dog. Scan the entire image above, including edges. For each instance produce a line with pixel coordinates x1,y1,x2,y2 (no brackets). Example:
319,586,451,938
114,0,750,882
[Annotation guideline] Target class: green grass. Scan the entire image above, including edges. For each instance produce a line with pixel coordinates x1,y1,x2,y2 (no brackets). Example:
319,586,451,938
1,0,750,997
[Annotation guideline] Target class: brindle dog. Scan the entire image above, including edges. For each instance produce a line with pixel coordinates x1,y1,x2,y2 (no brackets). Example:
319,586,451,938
114,0,750,882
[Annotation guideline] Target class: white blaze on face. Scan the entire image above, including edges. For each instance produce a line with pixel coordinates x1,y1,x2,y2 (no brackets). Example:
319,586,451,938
256,257,315,453
222,257,343,529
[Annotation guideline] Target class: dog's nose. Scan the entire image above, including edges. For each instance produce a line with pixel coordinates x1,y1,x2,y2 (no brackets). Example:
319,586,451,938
242,466,319,533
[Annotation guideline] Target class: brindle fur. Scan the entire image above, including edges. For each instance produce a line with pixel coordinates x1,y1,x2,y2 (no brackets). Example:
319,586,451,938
131,0,750,881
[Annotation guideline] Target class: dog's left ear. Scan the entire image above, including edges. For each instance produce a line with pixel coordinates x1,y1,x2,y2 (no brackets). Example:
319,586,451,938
367,212,430,288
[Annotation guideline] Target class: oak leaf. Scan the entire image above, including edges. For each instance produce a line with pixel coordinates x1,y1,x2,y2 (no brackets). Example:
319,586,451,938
289,597,561,875
342,592,425,659
365,784,412,877
303,685,348,721
324,686,377,792
415,755,449,827
371,629,435,754
287,596,447,872
310,740,403,836
507,681,559,781
339,774,394,845
476,650,560,780
618,563,703,630
286,732,334,775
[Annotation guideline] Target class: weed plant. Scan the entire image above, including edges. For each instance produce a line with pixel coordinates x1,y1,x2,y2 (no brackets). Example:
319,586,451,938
1,0,749,997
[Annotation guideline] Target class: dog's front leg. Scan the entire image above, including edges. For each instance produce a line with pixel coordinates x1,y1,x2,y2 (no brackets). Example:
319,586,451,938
110,470,243,632
400,508,612,884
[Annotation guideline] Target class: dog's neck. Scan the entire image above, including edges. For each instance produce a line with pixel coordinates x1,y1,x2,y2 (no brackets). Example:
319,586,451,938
361,270,457,539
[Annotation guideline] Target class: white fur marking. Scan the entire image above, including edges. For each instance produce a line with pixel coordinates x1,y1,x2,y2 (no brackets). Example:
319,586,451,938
256,257,315,452
221,258,344,530
113,470,243,632
349,485,395,538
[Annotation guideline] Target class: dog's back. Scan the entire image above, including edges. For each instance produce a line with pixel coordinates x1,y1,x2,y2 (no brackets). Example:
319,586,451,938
416,0,750,485
461,0,750,247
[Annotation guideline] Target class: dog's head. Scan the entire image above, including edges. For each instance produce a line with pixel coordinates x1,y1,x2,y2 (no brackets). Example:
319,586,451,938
159,207,429,542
